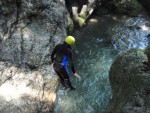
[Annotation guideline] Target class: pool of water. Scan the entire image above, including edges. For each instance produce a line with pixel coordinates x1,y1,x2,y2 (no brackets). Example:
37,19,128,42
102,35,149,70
54,15,150,113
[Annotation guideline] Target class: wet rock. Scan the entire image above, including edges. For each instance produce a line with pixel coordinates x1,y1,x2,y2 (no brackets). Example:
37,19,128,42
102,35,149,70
106,15,150,52
108,48,150,113
0,61,59,113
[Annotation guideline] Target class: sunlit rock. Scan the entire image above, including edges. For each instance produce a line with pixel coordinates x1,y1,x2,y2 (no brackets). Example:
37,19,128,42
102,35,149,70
140,24,149,31
89,18,98,23
0,61,59,113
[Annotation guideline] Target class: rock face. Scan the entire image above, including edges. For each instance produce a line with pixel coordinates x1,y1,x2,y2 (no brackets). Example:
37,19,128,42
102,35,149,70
0,0,68,112
108,49,150,113
0,0,68,66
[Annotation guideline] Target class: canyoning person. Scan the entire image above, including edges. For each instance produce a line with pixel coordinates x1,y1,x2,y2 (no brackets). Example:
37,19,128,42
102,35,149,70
142,34,150,71
51,36,81,90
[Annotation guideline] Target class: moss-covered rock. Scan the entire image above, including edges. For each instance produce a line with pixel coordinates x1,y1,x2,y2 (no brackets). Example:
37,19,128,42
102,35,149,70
108,48,150,113
77,16,86,27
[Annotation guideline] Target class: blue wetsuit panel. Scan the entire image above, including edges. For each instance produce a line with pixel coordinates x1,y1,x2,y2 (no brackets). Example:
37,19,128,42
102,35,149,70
61,56,69,75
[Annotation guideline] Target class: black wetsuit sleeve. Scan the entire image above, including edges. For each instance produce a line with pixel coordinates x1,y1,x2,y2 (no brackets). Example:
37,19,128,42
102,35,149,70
51,46,57,63
68,50,76,74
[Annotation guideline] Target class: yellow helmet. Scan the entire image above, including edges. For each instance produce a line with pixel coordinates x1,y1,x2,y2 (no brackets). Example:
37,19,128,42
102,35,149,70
65,36,75,45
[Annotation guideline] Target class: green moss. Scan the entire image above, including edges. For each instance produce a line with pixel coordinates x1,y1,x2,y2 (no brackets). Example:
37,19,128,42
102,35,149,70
121,48,146,60
77,16,86,27
79,13,87,19
137,48,144,53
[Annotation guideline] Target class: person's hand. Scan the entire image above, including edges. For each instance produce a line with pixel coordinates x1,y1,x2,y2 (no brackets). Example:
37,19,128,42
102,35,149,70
74,73,81,81
78,76,81,81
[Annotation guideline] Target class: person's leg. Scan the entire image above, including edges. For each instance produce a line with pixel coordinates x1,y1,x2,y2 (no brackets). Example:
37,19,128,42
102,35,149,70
53,63,67,88
55,71,67,88
59,67,76,90
53,63,75,90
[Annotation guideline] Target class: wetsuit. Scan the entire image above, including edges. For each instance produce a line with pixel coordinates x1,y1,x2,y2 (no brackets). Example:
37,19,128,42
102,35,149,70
51,42,75,89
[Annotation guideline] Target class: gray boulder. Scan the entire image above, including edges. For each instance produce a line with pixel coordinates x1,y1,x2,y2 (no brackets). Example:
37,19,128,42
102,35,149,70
108,48,150,113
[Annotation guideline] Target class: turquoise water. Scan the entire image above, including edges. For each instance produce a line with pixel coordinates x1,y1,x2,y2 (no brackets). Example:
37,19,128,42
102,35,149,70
54,15,149,113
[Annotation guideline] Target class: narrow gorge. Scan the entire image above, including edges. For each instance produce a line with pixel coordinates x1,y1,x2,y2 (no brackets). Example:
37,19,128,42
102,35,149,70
0,0,150,113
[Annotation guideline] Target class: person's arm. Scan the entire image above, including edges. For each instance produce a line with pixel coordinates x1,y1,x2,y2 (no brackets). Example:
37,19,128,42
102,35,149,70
68,50,75,73
51,46,57,63
68,50,81,80
74,73,81,81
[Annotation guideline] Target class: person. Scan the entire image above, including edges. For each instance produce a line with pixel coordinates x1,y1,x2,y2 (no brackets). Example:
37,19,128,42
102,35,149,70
142,34,150,71
51,36,81,90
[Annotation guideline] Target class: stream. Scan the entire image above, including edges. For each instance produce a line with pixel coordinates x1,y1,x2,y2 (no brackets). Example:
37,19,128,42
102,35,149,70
54,14,150,113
